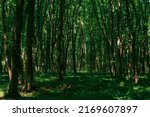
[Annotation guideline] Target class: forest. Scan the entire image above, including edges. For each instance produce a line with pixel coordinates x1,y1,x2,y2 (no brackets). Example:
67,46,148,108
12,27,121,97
0,0,150,100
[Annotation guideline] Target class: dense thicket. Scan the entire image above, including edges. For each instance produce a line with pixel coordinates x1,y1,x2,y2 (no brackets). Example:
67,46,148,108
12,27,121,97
0,0,149,98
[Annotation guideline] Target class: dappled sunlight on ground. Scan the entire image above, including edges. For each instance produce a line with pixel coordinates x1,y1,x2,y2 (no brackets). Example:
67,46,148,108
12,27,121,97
0,73,150,100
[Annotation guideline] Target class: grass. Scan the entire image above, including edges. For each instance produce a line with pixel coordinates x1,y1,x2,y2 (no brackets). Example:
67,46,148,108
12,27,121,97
0,73,150,100
0,75,9,99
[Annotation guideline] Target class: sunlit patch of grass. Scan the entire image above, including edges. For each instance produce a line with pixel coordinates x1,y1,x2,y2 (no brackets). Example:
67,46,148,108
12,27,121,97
133,86,150,93
145,87,150,92
36,76,57,82
0,82,9,99
20,92,34,98
115,96,132,100
119,81,125,87
133,86,141,91
101,77,114,81
0,91,4,97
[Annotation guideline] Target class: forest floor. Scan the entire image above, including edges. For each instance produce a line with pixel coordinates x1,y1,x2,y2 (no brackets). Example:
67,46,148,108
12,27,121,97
0,73,150,100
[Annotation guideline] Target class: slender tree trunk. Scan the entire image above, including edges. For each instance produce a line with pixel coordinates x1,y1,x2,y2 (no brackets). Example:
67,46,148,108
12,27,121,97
117,0,123,77
109,0,116,76
143,3,150,73
25,0,35,92
36,0,45,72
57,0,65,80
2,0,12,80
0,42,3,75
45,29,51,73
126,0,133,75
7,0,24,98
0,47,2,75
72,16,77,73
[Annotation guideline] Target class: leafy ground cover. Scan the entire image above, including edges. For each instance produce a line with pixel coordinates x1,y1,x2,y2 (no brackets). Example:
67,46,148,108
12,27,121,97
0,73,150,100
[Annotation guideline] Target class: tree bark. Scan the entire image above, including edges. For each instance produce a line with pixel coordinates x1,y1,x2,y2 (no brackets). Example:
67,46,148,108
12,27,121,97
1,0,12,79
7,0,24,98
25,0,35,92
57,0,65,80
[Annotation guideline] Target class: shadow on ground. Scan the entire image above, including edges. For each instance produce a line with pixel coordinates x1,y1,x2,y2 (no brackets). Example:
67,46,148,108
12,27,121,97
0,73,150,100
27,73,150,100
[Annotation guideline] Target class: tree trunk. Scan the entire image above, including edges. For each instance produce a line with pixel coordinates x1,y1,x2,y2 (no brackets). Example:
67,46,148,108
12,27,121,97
0,48,2,75
57,0,65,80
7,0,24,98
25,0,35,92
1,0,12,80
0,18,4,75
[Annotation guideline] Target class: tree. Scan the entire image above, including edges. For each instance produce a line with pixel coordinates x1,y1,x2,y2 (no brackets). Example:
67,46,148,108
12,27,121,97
57,0,65,80
24,0,35,92
7,0,24,98
1,0,12,80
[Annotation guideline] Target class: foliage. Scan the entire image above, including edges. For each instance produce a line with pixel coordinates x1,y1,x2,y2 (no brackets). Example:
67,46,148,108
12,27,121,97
0,0,149,99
